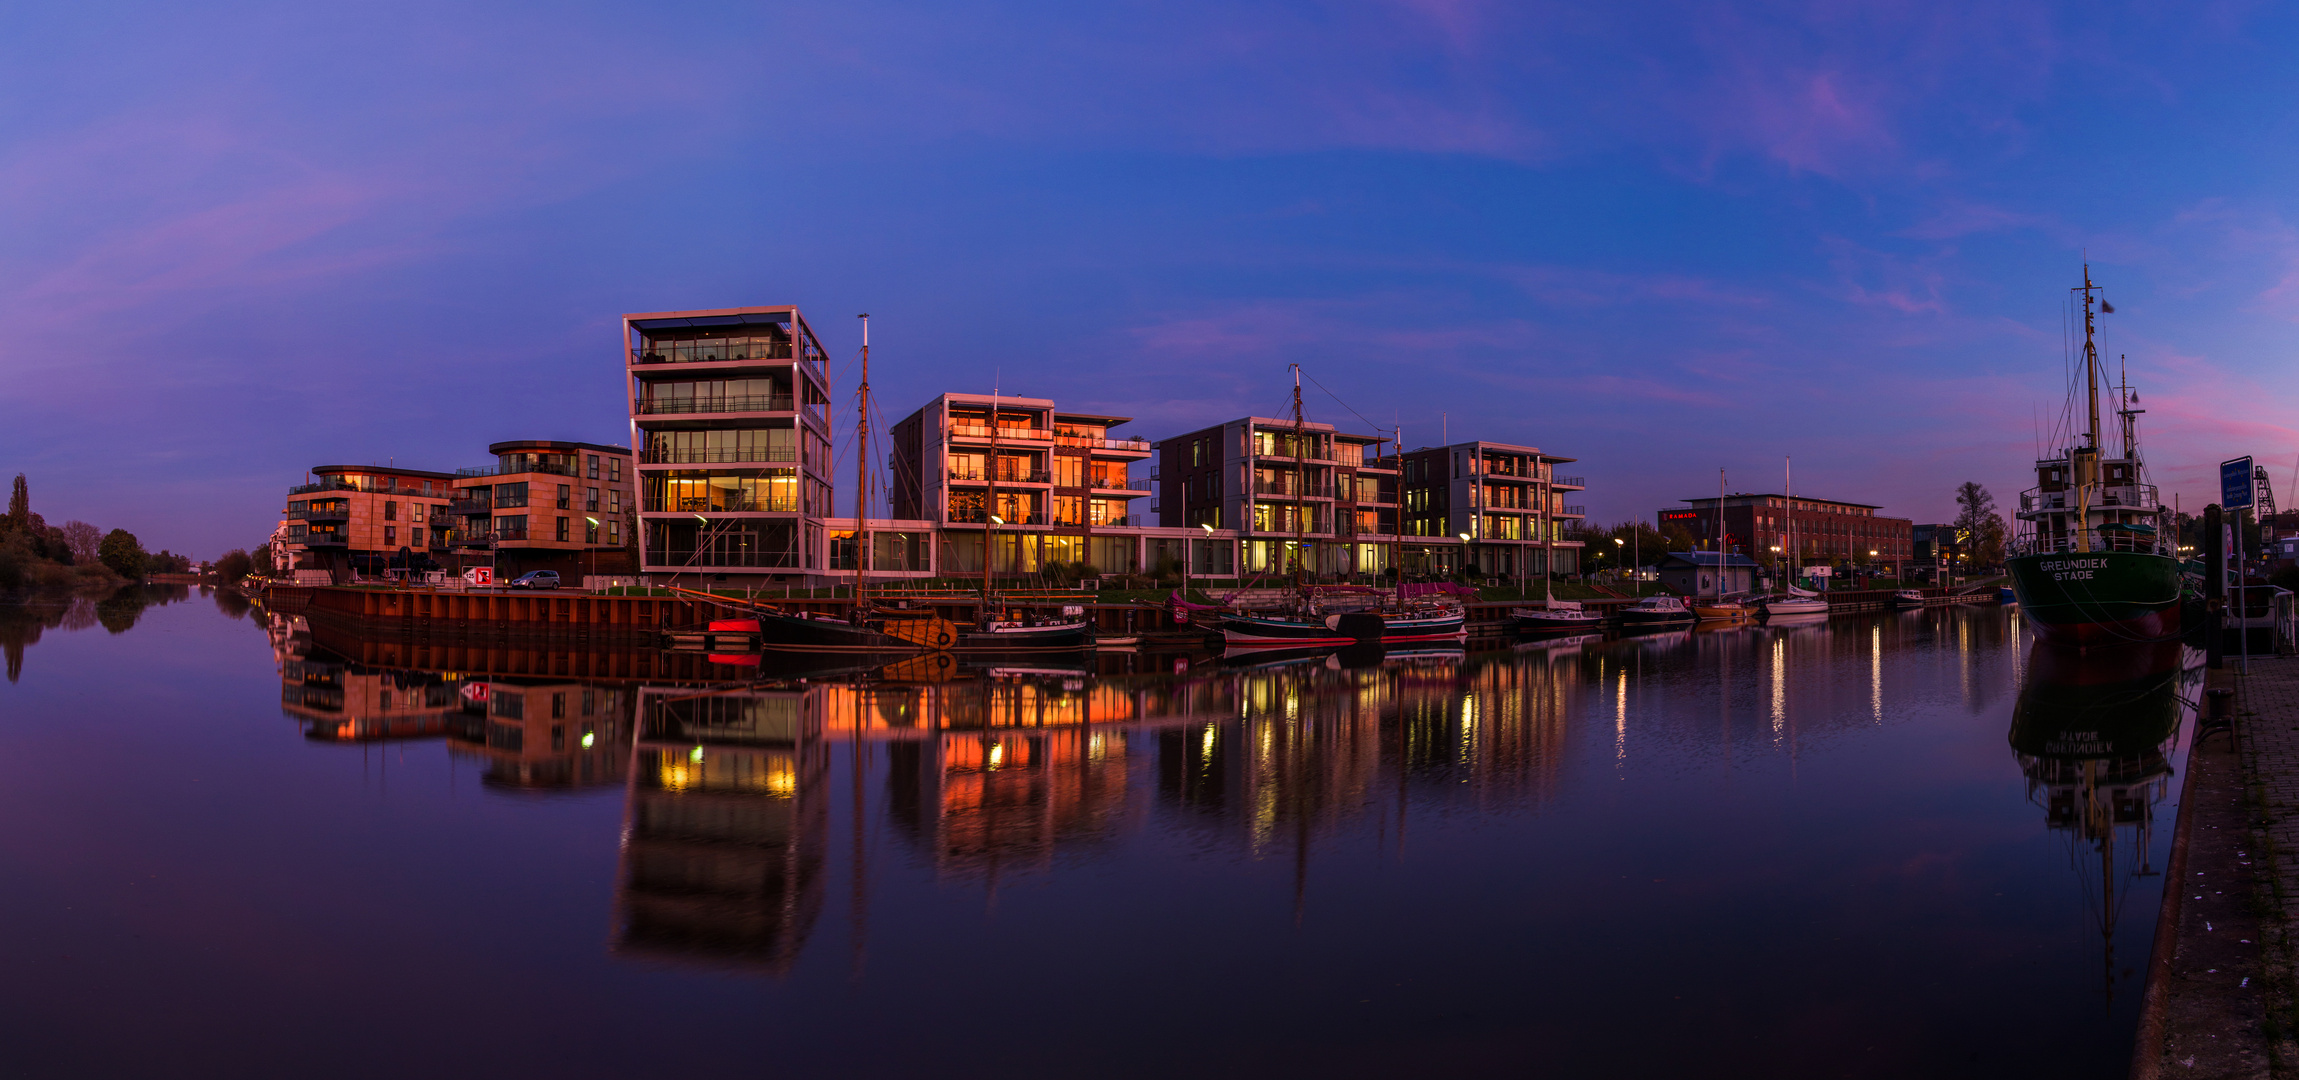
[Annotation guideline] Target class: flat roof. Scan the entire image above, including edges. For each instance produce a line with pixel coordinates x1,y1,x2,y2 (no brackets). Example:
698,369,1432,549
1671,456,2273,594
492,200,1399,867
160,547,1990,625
623,306,799,332
487,439,630,455
1680,493,1883,509
312,464,457,480
1052,411,1135,426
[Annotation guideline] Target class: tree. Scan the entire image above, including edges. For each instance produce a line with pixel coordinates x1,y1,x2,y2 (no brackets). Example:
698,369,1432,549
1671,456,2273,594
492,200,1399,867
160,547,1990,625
3,474,26,534
61,521,100,563
1953,482,2008,571
98,529,147,579
215,549,253,583
251,543,275,576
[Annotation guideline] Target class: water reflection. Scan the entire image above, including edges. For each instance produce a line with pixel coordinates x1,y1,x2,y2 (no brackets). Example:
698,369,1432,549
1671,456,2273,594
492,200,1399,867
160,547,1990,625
0,584,194,682
2009,639,2200,1000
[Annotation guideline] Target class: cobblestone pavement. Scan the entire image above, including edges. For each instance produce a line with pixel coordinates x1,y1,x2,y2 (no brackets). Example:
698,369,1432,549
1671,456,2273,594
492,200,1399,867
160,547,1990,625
2238,658,2299,1076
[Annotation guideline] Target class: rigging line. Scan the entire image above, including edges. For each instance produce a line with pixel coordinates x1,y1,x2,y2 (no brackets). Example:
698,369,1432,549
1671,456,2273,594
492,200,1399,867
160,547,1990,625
1301,369,1387,437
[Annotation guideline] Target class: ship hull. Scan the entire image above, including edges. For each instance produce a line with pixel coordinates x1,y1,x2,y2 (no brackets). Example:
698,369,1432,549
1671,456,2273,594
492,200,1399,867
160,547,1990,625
1381,611,1467,643
2005,550,2184,646
754,611,917,653
1220,613,1356,647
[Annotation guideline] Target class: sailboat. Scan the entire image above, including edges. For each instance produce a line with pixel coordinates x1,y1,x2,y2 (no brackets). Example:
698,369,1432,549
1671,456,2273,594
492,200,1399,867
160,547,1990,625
1691,467,1755,623
1511,449,1606,637
2006,266,2185,646
1762,457,1829,621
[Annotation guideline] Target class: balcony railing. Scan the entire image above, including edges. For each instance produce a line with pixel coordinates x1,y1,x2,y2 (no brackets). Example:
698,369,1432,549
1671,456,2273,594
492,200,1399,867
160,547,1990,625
447,500,492,517
1560,505,1587,516
948,469,1053,484
286,506,351,520
663,498,802,514
444,530,494,547
456,461,579,479
632,340,794,364
1554,476,1586,488
946,509,1049,526
950,424,1054,442
1253,478,1335,498
1090,478,1150,492
288,479,357,496
636,394,794,415
641,447,798,465
1055,433,1153,453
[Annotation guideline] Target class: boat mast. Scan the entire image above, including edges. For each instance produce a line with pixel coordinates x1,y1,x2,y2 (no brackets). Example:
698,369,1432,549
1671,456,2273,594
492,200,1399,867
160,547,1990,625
2075,265,2101,553
853,314,871,609
983,387,998,602
1786,455,1796,587
1714,467,1725,599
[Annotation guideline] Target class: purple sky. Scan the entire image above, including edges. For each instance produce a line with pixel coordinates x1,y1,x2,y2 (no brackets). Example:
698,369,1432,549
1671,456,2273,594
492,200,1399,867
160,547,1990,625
6,1,2299,556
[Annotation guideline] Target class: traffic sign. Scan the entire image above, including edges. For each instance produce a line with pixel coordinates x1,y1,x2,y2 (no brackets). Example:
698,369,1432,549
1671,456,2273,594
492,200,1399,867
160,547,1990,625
2222,457,2255,510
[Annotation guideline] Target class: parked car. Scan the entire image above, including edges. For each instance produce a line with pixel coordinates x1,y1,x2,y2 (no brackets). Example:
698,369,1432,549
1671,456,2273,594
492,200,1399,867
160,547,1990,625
507,570,561,589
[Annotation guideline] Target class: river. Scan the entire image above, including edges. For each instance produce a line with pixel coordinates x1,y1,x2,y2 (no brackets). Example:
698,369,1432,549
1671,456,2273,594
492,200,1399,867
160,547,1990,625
0,587,2196,1078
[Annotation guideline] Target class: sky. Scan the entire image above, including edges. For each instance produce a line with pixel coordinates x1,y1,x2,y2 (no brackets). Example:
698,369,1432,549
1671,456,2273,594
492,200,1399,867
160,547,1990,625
5,0,2299,557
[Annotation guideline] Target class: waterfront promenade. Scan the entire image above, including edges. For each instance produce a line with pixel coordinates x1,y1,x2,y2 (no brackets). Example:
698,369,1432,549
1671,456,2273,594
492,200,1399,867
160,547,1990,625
2137,656,2299,1078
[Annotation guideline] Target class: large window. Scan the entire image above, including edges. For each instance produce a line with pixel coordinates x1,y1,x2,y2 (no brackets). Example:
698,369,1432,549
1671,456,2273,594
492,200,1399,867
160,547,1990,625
642,472,799,513
643,427,795,464
637,376,791,413
494,515,528,541
494,482,528,509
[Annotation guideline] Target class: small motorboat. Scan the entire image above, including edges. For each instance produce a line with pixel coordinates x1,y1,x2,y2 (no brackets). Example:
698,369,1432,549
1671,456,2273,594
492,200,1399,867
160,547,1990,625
1890,590,1927,610
1693,596,1756,623
1510,601,1607,637
1995,587,2017,607
1617,594,1697,632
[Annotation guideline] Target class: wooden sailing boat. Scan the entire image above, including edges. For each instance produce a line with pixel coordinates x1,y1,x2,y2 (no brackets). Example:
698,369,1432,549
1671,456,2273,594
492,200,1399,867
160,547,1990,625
2006,265,2184,645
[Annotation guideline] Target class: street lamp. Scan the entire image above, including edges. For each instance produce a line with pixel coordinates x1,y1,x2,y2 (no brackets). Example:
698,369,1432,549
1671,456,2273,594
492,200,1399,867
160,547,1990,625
1613,536,1625,590
587,517,600,592
1458,532,1472,581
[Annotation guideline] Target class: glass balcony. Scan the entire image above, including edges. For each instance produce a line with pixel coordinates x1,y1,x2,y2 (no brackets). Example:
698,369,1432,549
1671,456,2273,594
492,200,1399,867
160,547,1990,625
947,469,1052,484
631,338,794,364
641,447,798,465
635,395,794,415
950,423,1054,442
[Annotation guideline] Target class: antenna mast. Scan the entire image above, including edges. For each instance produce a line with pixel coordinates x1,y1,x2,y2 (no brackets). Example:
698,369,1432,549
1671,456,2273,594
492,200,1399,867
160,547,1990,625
852,314,871,609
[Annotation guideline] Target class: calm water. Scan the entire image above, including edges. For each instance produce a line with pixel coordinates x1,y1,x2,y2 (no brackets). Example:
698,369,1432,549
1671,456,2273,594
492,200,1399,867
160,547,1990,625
0,588,2197,1079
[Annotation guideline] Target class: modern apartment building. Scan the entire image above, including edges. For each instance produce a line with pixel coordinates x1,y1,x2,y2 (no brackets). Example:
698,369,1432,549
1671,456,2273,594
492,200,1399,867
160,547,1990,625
1397,440,1587,580
1659,493,1913,565
1152,416,1394,577
280,464,458,580
623,306,835,583
445,439,635,580
888,393,1155,575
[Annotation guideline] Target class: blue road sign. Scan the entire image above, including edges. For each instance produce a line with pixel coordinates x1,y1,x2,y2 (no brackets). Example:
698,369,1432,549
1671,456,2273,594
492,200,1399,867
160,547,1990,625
2222,456,2256,510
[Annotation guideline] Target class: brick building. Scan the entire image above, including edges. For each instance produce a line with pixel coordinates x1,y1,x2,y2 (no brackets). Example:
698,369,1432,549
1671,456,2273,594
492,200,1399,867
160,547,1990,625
1659,492,1912,568
445,439,635,581
1396,440,1586,581
280,464,458,580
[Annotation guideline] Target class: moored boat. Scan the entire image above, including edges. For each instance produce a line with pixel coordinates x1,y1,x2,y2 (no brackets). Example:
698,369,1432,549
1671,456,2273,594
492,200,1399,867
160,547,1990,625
1760,592,1828,620
960,614,1095,652
1510,599,1606,637
1617,594,1696,631
1891,590,1926,610
1693,597,1755,623
2006,265,2185,647
1382,601,1467,643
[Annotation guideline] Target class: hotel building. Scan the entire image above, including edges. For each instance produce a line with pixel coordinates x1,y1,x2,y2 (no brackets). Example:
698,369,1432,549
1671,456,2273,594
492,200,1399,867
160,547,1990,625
887,392,1157,575
280,464,458,581
445,439,635,580
1397,440,1587,580
623,306,835,583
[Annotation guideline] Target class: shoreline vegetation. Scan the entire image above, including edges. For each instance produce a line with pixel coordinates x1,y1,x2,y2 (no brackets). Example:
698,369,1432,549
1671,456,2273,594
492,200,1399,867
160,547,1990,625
0,473,193,595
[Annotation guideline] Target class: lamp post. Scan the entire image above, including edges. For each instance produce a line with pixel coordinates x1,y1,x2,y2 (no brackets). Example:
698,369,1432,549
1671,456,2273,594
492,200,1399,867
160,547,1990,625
1191,522,1213,601
587,516,600,591
1457,532,1472,583
1868,549,1877,588
1613,536,1625,592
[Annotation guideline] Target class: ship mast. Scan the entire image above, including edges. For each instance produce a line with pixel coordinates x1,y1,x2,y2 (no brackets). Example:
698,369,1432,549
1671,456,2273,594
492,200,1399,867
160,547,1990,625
1291,364,1306,591
982,387,998,603
852,314,871,611
2074,265,2101,553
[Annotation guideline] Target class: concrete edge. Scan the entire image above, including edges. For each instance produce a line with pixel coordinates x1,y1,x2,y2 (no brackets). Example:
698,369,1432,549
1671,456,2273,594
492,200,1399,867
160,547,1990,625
2130,713,2205,1080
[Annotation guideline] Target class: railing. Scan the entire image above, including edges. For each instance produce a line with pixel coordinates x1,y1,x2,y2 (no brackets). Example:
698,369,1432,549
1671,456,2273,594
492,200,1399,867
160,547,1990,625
946,509,1050,526
641,447,797,464
288,479,358,495
636,395,793,415
455,461,578,478
1090,477,1150,491
446,500,492,517
1553,476,1586,488
1253,478,1335,498
666,497,802,514
632,340,794,364
949,424,1055,441
444,530,494,547
948,469,1053,484
1055,433,1153,452
1560,505,1587,516
286,506,350,520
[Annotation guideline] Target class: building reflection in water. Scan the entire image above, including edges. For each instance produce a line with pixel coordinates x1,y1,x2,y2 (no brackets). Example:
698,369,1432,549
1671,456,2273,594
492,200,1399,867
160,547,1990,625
2008,638,2201,1001
256,603,2044,976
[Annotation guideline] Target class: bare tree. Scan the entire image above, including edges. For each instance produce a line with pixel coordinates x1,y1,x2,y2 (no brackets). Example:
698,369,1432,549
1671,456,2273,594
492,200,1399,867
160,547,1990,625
61,520,101,563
